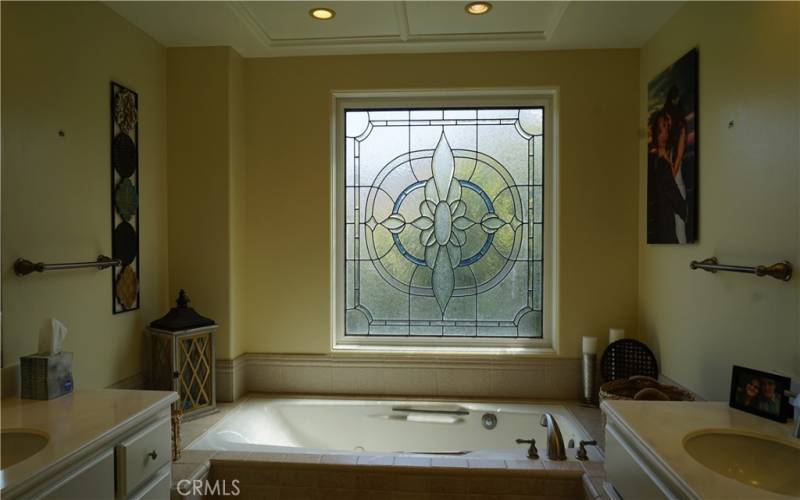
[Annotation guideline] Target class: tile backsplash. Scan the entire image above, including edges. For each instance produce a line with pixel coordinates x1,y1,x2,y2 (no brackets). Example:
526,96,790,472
216,354,581,402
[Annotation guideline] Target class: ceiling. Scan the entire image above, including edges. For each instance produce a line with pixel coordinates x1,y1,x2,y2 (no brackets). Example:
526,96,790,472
107,1,683,58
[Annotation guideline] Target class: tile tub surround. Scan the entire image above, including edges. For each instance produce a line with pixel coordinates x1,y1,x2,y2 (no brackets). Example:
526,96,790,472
205,452,594,499
171,394,607,498
215,354,582,403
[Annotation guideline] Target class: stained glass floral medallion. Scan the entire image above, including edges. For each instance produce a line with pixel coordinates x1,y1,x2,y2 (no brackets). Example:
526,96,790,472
344,108,544,338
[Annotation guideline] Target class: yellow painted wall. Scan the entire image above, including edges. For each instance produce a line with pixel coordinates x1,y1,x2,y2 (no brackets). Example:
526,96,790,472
167,47,231,359
229,50,247,359
1,2,169,388
241,50,641,357
638,2,800,399
166,46,247,359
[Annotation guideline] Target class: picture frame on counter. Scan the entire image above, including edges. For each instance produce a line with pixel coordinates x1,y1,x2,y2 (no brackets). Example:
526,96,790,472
729,365,792,423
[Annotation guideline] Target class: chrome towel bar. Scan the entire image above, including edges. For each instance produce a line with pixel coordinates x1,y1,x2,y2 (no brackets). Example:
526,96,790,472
690,257,792,281
14,255,120,276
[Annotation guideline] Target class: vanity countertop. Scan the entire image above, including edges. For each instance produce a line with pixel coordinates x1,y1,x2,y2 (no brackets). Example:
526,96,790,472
602,400,798,499
1,389,177,496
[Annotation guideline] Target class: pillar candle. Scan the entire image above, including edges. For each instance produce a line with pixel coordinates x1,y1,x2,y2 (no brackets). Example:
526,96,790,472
582,336,598,354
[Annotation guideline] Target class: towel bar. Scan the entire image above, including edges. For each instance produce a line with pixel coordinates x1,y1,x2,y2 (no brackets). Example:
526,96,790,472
689,257,792,281
14,255,120,276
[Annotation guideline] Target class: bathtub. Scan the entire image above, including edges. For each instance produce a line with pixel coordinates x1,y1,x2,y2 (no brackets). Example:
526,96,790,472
189,396,590,459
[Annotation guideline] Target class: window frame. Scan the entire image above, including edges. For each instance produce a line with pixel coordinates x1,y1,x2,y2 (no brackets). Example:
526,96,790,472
330,89,559,355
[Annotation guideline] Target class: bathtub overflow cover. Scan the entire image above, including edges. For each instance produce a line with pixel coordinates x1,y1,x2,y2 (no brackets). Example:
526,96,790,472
481,413,497,430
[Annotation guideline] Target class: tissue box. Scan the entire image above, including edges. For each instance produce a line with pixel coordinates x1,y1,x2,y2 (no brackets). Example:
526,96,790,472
20,352,74,400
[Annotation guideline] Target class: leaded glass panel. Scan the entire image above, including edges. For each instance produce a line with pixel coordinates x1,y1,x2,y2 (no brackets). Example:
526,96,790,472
344,108,544,338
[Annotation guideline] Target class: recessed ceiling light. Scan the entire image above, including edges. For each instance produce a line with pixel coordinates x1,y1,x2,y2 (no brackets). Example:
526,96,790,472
465,2,492,15
310,7,335,20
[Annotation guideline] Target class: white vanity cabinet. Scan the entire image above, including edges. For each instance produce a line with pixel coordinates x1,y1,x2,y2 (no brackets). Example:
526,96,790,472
604,423,671,499
115,416,172,498
603,407,695,500
1,391,177,500
602,400,799,500
26,412,172,500
40,449,115,499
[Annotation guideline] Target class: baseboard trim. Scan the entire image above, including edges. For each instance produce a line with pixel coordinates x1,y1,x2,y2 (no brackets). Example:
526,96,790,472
216,353,581,401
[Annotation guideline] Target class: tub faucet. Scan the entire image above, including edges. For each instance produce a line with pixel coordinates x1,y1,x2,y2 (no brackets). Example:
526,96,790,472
540,413,567,460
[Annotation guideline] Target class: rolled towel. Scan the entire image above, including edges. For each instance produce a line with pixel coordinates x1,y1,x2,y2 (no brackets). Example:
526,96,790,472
634,387,670,401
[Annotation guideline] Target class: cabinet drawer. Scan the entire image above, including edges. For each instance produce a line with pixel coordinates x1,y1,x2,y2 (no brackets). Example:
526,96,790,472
115,417,171,497
42,449,114,499
130,464,171,500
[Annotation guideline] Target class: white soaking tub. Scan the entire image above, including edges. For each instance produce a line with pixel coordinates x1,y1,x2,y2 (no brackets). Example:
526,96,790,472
189,396,589,459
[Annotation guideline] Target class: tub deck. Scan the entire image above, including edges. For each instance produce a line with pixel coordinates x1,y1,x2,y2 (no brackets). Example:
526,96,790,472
172,394,608,499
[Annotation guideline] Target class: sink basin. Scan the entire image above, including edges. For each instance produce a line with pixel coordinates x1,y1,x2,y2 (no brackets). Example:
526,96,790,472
684,429,800,496
1,429,49,469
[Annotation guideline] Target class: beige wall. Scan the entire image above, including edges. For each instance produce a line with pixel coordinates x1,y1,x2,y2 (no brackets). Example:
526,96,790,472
167,47,228,359
229,51,247,359
241,51,641,357
166,46,247,360
1,2,169,389
638,2,800,399
3,2,794,401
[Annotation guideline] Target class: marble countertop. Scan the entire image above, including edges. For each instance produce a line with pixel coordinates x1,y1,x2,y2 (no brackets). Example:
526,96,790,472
603,400,799,499
1,389,177,496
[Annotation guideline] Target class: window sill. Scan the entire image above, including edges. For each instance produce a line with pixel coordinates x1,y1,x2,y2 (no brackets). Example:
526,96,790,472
331,342,557,356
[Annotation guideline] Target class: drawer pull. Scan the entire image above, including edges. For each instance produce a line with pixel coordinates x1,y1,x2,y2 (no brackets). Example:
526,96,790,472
147,450,158,461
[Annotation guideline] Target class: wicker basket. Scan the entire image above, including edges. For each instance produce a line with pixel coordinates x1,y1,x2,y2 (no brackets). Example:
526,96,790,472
600,375,695,402
600,376,694,427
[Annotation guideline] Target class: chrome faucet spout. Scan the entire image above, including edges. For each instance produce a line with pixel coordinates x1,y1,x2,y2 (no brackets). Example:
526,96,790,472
539,413,567,460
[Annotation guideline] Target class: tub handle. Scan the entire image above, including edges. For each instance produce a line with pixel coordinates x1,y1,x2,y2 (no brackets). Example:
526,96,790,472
392,406,469,415
515,438,539,459
576,440,597,461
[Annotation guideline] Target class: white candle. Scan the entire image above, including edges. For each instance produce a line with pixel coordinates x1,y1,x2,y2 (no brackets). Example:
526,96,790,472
609,328,625,343
582,336,598,355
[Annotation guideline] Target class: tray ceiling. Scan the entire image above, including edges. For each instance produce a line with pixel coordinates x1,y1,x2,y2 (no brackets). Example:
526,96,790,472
107,1,683,57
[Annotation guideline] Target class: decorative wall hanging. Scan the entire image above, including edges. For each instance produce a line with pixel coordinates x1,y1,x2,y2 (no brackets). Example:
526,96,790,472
646,48,698,244
111,82,140,313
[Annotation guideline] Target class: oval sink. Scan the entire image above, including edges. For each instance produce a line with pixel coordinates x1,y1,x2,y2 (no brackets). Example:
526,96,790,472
1,429,49,469
683,429,800,496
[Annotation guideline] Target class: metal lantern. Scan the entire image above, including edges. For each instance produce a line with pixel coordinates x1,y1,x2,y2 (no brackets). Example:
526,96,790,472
148,289,218,420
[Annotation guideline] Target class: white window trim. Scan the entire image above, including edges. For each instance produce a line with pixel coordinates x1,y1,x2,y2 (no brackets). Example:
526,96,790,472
330,88,560,355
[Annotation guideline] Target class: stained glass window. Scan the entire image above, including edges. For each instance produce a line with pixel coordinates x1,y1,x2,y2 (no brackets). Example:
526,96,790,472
344,107,544,339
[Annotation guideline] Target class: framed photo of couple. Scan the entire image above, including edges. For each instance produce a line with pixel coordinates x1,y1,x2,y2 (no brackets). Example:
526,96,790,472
729,365,792,423
647,48,698,244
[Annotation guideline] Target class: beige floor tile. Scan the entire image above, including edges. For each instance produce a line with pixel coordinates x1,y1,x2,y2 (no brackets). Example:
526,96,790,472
504,459,545,471
321,454,359,464
467,458,506,469
357,454,396,466
431,457,469,468
247,452,288,463
283,452,322,464
213,451,252,462
394,456,433,467
175,449,216,465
